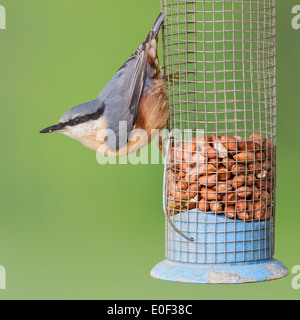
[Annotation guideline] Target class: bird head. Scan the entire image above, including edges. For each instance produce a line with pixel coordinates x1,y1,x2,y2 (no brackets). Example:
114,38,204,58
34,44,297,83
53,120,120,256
40,100,106,150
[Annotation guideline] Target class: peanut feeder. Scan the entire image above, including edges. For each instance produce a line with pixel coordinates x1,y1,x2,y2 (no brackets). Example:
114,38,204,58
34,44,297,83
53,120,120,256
151,0,288,284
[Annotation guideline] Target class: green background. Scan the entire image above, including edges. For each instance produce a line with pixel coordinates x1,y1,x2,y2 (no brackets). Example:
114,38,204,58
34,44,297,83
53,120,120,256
0,0,299,300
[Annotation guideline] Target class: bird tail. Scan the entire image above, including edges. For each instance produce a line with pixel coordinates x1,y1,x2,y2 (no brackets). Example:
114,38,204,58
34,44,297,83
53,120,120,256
150,12,166,40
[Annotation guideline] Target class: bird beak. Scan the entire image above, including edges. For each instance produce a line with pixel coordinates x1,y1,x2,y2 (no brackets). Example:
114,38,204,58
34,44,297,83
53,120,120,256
40,124,61,134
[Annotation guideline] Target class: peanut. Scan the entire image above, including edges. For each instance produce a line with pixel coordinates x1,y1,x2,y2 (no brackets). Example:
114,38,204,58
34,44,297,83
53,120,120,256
170,147,183,163
182,151,194,163
262,138,275,158
210,201,224,214
248,162,263,175
218,166,232,180
212,137,228,158
255,179,266,189
174,161,189,173
202,145,218,159
199,163,216,175
181,141,197,162
189,184,199,192
190,152,206,165
209,158,221,168
180,184,199,200
233,152,255,163
249,134,263,145
193,136,213,150
187,202,197,210
176,181,189,191
221,192,237,205
200,187,221,201
234,135,244,141
222,157,235,170
225,205,236,219
236,200,247,212
168,169,174,180
262,138,272,150
167,180,176,197
174,191,188,201
236,186,253,198
177,191,198,201
238,140,260,151
220,136,239,151
186,167,201,182
246,174,256,187
183,141,197,152
236,200,251,220
228,151,237,158
255,178,274,190
231,175,246,189
186,195,199,210
260,190,272,206
255,150,266,160
237,211,252,221
252,185,261,200
168,161,178,171
247,200,266,220
261,159,273,170
198,199,210,212
257,170,268,179
199,174,217,187
231,163,247,176
213,183,233,193
175,171,186,180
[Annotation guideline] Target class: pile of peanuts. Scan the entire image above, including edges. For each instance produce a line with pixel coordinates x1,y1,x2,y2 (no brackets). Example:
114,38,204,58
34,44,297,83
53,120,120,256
167,134,275,221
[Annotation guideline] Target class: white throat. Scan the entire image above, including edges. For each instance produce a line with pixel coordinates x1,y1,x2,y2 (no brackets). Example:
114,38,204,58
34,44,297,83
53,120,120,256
63,120,99,140
61,118,107,151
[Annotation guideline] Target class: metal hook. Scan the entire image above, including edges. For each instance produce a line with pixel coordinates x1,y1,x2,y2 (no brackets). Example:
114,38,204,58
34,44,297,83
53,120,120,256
162,137,194,242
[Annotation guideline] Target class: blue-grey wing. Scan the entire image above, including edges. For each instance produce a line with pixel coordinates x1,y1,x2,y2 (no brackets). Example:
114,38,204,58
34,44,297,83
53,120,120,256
117,42,149,124
98,42,149,151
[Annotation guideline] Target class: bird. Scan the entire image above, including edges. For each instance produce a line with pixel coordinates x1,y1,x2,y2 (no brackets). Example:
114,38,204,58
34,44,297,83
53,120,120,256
40,12,168,157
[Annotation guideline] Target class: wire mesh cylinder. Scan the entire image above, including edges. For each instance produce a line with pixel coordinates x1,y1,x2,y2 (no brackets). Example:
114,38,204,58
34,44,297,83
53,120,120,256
162,0,277,265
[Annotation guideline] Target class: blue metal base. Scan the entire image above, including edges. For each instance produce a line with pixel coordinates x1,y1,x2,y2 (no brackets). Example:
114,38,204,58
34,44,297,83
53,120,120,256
151,259,288,284
167,210,272,264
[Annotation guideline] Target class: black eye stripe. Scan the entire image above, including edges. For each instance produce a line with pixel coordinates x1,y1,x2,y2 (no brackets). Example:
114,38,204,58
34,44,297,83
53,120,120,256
60,104,105,128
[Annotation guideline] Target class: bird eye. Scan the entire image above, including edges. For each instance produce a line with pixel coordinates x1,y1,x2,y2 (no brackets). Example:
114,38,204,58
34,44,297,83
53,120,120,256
74,118,80,125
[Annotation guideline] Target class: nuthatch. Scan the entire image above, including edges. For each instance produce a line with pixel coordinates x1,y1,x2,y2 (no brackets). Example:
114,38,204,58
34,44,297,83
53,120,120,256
40,12,168,156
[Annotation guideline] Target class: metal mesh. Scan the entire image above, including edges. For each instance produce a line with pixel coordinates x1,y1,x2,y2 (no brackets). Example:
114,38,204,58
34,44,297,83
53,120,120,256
162,0,276,264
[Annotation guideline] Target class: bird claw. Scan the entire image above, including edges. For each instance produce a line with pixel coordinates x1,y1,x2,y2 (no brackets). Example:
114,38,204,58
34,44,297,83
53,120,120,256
166,71,179,83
